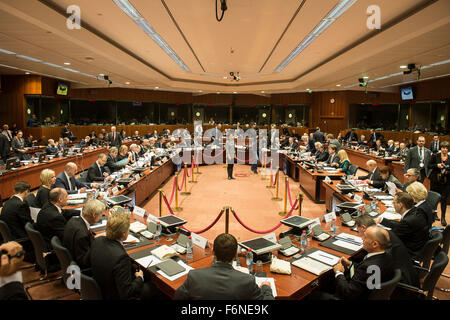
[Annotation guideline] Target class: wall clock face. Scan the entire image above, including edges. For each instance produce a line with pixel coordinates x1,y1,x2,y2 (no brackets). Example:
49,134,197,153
330,98,335,104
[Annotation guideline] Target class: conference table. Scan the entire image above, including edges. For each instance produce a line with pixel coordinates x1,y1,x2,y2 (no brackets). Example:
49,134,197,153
298,164,345,203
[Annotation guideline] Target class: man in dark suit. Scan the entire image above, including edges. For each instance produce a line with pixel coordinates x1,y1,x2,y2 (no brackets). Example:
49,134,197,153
344,130,358,143
45,139,58,155
285,137,298,151
312,127,325,143
314,142,329,162
63,199,105,269
90,211,162,300
429,135,440,154
0,182,32,240
375,192,430,259
367,129,382,147
322,144,339,167
36,188,80,245
11,131,26,160
79,136,92,147
401,168,420,192
105,147,128,173
54,162,89,194
61,123,76,141
87,154,109,182
0,132,10,162
175,233,274,300
107,126,122,148
326,134,342,151
357,160,381,181
404,136,431,183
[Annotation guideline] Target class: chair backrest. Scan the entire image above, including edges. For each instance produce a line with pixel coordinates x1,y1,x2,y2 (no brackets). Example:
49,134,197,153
80,273,102,300
441,225,450,255
422,251,449,300
26,193,39,208
348,164,359,176
50,236,73,282
25,222,48,272
0,220,13,243
418,231,443,271
426,191,441,212
368,268,402,300
78,171,88,183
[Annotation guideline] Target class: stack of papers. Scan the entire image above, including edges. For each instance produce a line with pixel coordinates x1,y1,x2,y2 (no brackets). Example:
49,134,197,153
68,193,88,200
124,234,140,243
308,250,340,266
379,212,402,221
151,245,177,260
255,277,277,297
129,221,147,233
333,233,363,251
374,195,394,201
292,257,332,275
67,199,85,205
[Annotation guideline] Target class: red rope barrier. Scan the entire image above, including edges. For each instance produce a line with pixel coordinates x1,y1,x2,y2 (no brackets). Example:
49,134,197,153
203,148,224,160
286,179,299,210
271,169,278,186
168,176,177,206
231,199,298,234
177,167,186,191
186,164,192,177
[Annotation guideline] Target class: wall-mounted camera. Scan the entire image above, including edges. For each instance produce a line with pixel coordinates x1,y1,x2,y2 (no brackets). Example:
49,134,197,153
229,72,240,82
403,63,421,80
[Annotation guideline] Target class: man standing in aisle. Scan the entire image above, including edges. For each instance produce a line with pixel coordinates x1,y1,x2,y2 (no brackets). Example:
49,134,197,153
226,132,235,180
107,126,122,148
404,136,431,183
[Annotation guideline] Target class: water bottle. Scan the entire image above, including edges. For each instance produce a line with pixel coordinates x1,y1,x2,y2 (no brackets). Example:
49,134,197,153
330,218,337,236
246,249,253,273
300,230,307,252
155,222,162,241
186,236,193,260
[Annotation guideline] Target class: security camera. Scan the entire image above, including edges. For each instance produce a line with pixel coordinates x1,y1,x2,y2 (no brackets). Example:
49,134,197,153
407,63,416,70
230,72,234,76
103,75,109,81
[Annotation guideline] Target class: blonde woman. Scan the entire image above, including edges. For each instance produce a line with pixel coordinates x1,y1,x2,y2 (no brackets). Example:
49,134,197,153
36,169,56,208
336,149,351,175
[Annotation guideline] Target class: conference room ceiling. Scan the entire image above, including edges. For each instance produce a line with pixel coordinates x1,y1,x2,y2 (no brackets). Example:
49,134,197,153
0,0,449,95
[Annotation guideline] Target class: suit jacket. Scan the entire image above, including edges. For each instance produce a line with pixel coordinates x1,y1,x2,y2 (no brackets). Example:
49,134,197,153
174,261,274,300
0,133,11,160
428,152,450,186
61,127,72,138
315,150,329,162
329,139,342,151
404,146,431,176
0,196,32,239
367,132,382,145
335,252,394,300
45,145,58,155
54,172,89,195
429,141,440,154
0,281,27,300
90,236,144,300
371,174,403,190
107,132,122,148
105,154,124,173
326,153,340,166
12,137,25,154
35,186,50,208
36,203,80,245
64,216,95,269
380,208,430,258
2,130,13,142
313,131,325,143
344,131,358,142
87,162,105,182
390,147,401,157
358,167,381,181
387,231,419,286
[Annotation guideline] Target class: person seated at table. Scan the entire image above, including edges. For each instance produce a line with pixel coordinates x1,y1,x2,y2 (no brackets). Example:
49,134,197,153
129,144,141,163
313,142,329,162
79,136,91,147
398,142,409,159
36,188,80,245
54,162,91,194
309,225,394,300
87,153,109,182
90,210,165,300
326,134,341,151
55,138,65,153
116,145,131,163
406,182,433,229
96,133,105,146
61,123,75,141
45,139,58,155
64,199,105,270
27,114,39,127
36,169,56,208
374,192,430,259
357,134,367,146
62,137,70,149
11,131,26,160
344,129,358,143
336,149,351,175
0,182,32,240
357,160,380,182
355,215,419,287
374,139,386,152
131,131,141,141
105,147,130,173
390,141,401,157
89,130,97,140
24,134,36,148
119,129,127,140
174,233,274,300
401,168,420,192
370,166,403,191
321,144,340,167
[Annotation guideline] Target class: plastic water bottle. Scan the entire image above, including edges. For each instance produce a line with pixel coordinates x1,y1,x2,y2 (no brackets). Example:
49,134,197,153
186,236,193,260
246,249,253,273
155,222,162,241
300,230,307,252
330,218,337,236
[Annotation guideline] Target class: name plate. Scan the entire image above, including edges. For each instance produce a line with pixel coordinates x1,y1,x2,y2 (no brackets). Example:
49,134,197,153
353,194,363,203
146,213,158,223
111,186,119,195
309,217,322,229
191,233,210,249
323,211,337,223
133,206,146,218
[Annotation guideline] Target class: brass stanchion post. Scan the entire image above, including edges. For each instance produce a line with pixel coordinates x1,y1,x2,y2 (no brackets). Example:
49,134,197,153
158,189,164,217
181,164,191,195
173,173,182,212
189,155,197,183
271,170,282,201
195,152,202,174
225,206,230,234
298,193,304,216
279,176,288,216
261,156,266,180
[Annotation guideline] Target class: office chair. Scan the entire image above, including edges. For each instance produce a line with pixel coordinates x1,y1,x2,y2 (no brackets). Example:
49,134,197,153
348,164,359,176
50,236,74,284
397,251,448,300
426,191,441,221
80,273,102,300
436,225,450,292
414,231,443,276
368,269,402,300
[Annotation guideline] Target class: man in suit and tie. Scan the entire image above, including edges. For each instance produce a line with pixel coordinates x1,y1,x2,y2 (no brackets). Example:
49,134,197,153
401,168,420,192
11,131,26,160
2,124,14,144
36,188,80,245
404,136,431,183
0,182,32,240
344,130,358,143
367,129,381,147
87,154,109,182
45,139,58,155
54,162,89,194
357,160,381,182
129,144,141,164
90,210,163,300
79,136,92,147
0,132,10,163
326,134,341,151
321,144,340,167
105,147,128,173
375,192,430,259
64,199,105,269
385,140,395,155
313,127,326,143
175,233,274,300
107,126,122,148
313,142,329,162
429,135,440,154
330,226,394,300
285,137,298,151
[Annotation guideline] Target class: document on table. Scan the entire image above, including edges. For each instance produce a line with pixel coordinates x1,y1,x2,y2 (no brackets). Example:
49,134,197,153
67,199,85,204
332,240,362,251
255,277,277,297
379,212,402,221
136,255,162,269
68,193,88,200
125,234,140,243
335,233,363,244
90,219,107,230
308,250,340,266
374,195,394,200
157,260,193,281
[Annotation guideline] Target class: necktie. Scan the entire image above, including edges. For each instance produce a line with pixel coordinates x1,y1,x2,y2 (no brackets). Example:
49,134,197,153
113,133,115,141
98,163,102,176
68,176,73,191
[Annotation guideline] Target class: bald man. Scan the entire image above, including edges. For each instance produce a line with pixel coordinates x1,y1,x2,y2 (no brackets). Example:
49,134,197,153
54,162,89,194
357,160,381,182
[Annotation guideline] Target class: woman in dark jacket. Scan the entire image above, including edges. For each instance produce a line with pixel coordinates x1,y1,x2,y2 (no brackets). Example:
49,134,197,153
428,141,450,226
36,169,56,208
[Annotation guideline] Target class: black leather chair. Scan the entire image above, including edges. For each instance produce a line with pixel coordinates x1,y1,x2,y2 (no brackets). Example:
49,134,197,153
414,231,443,279
368,268,402,300
397,251,449,300
80,273,102,300
426,191,441,221
50,236,73,284
437,225,450,292
348,164,359,176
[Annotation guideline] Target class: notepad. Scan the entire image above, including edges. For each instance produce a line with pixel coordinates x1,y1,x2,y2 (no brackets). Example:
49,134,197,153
136,254,162,269
129,221,147,233
379,212,402,221
308,250,340,266
124,234,140,243
68,193,88,200
156,260,193,281
67,199,85,205
155,259,186,277
292,257,332,275
151,245,177,260
255,277,277,297
332,240,362,251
